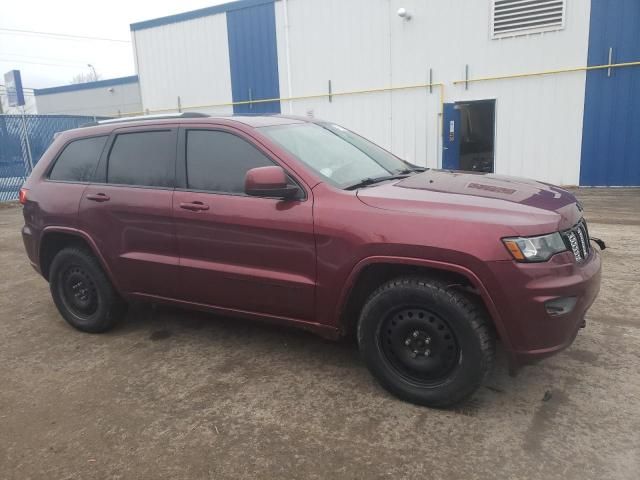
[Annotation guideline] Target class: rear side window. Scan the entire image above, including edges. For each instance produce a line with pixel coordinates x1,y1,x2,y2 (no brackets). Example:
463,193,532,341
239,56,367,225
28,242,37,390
107,130,175,187
49,136,107,182
186,130,274,193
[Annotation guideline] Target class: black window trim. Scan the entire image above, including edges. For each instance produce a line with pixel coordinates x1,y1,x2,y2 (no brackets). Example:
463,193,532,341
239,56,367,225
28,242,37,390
44,134,110,185
91,126,179,190
176,126,308,201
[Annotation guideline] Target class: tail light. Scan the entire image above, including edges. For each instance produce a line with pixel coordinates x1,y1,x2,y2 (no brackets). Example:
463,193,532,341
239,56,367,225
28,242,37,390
19,188,28,205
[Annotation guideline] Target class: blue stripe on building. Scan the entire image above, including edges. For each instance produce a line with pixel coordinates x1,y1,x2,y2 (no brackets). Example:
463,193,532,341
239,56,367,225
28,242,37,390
580,0,640,186
226,0,281,114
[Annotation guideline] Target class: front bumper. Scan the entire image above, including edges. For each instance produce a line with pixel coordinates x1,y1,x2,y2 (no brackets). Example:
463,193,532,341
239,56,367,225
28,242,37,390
486,248,601,366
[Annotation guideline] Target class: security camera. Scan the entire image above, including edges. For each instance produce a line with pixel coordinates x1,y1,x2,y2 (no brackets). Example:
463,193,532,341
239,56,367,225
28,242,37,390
397,7,411,20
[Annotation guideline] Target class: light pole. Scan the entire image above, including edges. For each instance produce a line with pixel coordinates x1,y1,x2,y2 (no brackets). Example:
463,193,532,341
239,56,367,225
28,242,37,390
87,63,97,81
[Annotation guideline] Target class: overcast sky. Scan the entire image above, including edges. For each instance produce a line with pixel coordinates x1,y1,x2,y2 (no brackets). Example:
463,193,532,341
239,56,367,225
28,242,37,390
1,0,227,90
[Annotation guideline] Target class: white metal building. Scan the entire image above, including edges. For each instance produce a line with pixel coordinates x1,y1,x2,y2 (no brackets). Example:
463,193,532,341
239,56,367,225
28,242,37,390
34,76,142,117
130,0,640,186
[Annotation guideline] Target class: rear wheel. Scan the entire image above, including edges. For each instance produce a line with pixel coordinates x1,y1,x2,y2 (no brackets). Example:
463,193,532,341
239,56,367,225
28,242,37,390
49,247,126,333
357,277,495,407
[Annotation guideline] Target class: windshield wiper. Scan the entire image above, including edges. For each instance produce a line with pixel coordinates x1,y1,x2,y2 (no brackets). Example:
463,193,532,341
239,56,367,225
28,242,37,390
397,166,428,174
345,173,412,190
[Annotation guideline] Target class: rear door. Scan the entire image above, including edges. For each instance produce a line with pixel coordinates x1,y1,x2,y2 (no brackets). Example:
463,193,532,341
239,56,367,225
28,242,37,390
173,126,316,320
78,126,179,298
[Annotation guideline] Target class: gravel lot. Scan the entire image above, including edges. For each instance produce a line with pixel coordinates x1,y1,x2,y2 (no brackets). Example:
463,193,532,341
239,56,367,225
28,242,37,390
1,188,639,479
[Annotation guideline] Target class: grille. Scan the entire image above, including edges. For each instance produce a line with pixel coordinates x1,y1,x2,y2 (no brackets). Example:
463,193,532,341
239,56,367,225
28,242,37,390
491,0,566,39
562,220,591,262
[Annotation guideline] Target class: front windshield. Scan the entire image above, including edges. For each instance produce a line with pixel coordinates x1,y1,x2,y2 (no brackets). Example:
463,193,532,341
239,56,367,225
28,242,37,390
260,122,413,188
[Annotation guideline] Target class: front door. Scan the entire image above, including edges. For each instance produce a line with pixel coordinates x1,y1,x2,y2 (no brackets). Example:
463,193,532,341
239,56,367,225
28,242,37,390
79,127,179,298
442,103,461,170
173,127,316,321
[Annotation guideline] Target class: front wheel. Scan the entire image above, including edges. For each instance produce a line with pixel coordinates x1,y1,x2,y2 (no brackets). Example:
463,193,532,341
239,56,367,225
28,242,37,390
357,277,495,407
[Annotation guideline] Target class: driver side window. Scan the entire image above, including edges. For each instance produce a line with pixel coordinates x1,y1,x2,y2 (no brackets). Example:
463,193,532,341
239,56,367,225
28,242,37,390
186,130,274,194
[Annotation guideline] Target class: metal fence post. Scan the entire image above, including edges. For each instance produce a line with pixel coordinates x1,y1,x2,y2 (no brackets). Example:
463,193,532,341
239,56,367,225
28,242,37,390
19,108,34,171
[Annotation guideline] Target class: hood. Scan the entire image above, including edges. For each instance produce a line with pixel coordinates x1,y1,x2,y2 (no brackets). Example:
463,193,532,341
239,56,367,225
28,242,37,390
356,169,582,236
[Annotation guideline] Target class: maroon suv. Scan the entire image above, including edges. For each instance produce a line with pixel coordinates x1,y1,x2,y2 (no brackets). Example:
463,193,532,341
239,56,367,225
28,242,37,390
20,113,602,407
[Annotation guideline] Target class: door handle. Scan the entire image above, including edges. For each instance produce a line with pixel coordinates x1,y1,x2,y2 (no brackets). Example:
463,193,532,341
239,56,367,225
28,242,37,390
86,193,110,202
179,201,209,211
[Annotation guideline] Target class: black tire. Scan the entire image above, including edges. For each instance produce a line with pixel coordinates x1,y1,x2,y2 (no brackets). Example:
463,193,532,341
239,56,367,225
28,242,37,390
49,247,127,333
357,276,495,408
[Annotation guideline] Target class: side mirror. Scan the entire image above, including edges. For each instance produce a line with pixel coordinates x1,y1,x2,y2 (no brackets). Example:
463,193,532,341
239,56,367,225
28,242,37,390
245,166,300,200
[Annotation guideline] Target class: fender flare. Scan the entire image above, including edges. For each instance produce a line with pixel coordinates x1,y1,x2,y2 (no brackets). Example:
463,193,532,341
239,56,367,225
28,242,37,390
336,255,512,352
39,226,123,293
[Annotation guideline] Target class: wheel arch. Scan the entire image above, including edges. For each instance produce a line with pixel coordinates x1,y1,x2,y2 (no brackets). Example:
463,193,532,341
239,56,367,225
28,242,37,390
38,227,121,292
337,256,511,350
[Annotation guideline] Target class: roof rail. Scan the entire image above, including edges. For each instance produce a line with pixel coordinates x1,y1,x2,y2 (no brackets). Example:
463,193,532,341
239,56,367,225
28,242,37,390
82,112,209,127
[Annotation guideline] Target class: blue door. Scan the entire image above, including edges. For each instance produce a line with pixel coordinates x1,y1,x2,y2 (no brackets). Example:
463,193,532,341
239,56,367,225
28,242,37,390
442,103,461,170
580,0,640,186
226,1,281,114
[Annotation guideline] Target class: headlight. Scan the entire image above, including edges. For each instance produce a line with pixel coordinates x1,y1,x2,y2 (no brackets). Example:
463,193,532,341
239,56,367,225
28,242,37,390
502,232,567,262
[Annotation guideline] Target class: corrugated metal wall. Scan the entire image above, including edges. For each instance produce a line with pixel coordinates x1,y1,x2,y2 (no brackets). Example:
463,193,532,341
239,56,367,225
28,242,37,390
131,0,599,186
580,0,640,186
275,0,395,156
227,1,281,114
34,79,142,117
132,12,234,115
276,0,591,185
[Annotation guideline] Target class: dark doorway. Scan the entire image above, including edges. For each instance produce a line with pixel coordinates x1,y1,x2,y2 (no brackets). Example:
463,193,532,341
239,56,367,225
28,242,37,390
442,100,495,173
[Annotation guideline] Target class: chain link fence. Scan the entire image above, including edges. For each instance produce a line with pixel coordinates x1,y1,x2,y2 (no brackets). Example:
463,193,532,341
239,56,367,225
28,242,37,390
0,115,104,202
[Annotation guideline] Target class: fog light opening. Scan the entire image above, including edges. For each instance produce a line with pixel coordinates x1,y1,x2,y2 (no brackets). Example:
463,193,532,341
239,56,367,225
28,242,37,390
545,297,578,316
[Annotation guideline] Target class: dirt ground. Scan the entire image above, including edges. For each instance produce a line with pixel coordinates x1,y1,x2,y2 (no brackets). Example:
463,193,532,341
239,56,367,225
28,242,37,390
0,189,639,480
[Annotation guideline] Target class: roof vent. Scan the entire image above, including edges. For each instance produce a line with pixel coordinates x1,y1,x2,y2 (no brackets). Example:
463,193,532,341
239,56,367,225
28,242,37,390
491,0,566,39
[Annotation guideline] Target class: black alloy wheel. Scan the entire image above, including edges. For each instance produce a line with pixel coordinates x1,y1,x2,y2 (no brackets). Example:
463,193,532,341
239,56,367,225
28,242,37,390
358,277,495,408
379,307,460,386
59,264,99,318
49,247,126,333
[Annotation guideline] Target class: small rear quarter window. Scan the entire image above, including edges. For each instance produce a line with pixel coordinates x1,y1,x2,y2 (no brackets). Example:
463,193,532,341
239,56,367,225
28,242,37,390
49,136,108,182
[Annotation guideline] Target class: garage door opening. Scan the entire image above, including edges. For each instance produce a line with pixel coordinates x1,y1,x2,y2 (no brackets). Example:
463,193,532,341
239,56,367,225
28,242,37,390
442,100,495,173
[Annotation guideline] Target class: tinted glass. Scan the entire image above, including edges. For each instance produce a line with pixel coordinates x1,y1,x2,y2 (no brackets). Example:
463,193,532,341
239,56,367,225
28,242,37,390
186,130,273,193
107,131,175,187
49,136,107,182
